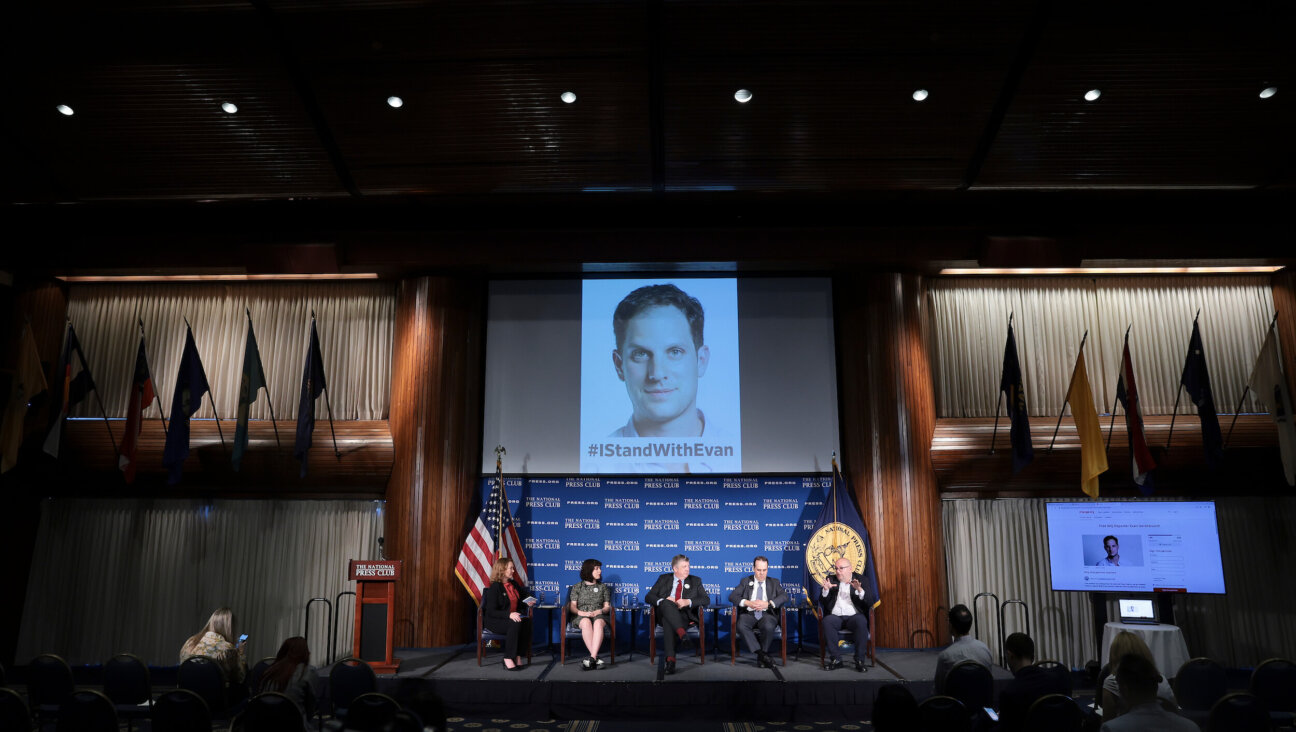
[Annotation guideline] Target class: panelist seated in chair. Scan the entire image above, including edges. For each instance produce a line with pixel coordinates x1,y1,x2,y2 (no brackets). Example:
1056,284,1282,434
816,557,875,672
644,553,709,674
728,555,787,668
568,558,613,669
482,557,536,671
180,606,249,698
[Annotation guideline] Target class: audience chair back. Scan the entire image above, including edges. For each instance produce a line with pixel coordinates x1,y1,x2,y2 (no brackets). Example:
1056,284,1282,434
871,683,919,732
917,695,972,732
943,659,995,711
1025,693,1084,732
345,691,401,731
729,606,786,666
55,689,117,732
0,659,5,686
238,690,306,731
1034,660,1074,696
476,602,536,666
1207,691,1271,732
247,656,276,694
389,709,425,732
26,653,74,720
329,658,377,717
151,688,212,732
176,655,228,719
1174,656,1228,711
560,585,617,665
104,653,152,705
0,687,32,732
647,603,706,664
1250,657,1296,713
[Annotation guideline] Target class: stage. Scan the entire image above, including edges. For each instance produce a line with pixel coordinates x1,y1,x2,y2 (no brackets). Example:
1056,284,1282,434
358,643,1032,723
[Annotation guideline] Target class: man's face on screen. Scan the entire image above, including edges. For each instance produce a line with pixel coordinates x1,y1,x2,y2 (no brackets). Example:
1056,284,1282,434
1104,538,1119,558
613,305,710,436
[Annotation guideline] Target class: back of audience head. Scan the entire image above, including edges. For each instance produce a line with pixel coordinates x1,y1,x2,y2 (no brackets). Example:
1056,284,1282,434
260,636,310,692
1108,630,1156,671
1004,632,1035,669
185,606,237,648
948,604,974,636
1114,652,1163,704
872,683,919,731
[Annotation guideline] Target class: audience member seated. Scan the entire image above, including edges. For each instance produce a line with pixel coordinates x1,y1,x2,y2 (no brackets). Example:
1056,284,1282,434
258,636,318,726
180,607,248,697
1101,630,1177,723
871,683,919,731
1099,654,1196,732
568,558,613,670
934,604,992,694
997,632,1072,732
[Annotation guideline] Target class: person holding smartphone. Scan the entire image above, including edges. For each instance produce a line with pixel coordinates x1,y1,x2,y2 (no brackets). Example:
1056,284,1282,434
816,557,875,671
180,606,249,696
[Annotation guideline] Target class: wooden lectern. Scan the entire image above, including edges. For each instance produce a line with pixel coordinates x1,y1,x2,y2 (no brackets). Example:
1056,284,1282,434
348,559,402,674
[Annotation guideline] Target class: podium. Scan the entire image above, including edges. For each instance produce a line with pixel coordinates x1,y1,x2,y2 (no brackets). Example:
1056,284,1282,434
349,560,402,674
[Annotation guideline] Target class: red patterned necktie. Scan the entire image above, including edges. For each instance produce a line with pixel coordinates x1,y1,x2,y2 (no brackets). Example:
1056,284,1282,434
674,578,682,601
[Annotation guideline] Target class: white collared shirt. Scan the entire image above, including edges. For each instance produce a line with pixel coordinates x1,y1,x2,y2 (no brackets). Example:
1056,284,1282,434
822,578,864,617
743,578,771,607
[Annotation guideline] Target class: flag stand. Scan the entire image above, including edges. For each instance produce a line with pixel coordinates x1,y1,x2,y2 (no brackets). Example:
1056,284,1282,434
989,313,1013,455
248,308,282,449
1165,309,1201,449
1105,325,1133,452
185,317,227,455
312,311,341,460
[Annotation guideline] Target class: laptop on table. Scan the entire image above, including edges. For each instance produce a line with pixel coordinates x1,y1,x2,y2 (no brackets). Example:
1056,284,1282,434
1118,598,1159,625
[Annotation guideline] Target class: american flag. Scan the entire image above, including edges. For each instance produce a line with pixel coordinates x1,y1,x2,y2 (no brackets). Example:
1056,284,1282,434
454,459,528,603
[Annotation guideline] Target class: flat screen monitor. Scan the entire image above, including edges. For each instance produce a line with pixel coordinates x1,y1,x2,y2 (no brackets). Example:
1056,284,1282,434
1044,501,1226,594
481,277,840,475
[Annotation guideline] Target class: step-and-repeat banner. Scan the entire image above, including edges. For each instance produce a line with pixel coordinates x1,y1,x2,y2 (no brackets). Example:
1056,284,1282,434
481,474,836,644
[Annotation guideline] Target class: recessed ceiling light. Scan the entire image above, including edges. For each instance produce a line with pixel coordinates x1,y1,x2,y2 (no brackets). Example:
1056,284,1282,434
560,91,577,104
912,89,929,102
1084,89,1101,102
734,89,753,104
221,102,239,114
1259,87,1277,99
56,104,74,116
386,96,404,108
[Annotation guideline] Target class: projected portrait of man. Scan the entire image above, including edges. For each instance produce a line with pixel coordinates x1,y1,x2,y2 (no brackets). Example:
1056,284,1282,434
611,284,711,438
1095,535,1121,566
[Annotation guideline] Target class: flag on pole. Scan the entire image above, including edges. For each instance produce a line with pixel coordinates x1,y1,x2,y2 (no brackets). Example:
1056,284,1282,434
1000,322,1034,473
1065,348,1108,497
43,323,97,457
232,319,268,472
1115,339,1157,492
1179,321,1223,465
162,326,212,485
455,455,528,603
1247,326,1296,486
1,326,47,473
803,457,881,617
294,319,326,478
118,336,156,483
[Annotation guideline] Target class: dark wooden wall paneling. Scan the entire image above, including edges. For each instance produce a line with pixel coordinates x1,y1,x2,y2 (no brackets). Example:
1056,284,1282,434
385,276,486,648
1274,271,1296,405
836,273,946,649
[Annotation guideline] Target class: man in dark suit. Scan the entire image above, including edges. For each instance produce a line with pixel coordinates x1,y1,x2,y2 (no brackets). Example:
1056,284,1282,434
644,553,710,674
996,632,1072,732
728,555,788,668
815,556,875,671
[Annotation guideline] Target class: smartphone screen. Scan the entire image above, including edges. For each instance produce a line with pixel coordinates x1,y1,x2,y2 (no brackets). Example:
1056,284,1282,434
983,708,999,722
238,633,249,643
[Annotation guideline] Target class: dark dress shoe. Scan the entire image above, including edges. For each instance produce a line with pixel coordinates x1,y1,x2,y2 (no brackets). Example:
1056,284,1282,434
757,652,770,668
665,659,677,674
854,658,866,672
826,657,843,670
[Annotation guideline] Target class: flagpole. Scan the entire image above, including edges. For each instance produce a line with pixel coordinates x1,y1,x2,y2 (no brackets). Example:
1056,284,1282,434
139,319,168,436
1224,313,1278,449
248,309,282,448
1166,309,1200,449
990,312,1013,455
1106,325,1131,452
186,317,227,454
1048,330,1088,454
312,311,342,460
494,445,507,562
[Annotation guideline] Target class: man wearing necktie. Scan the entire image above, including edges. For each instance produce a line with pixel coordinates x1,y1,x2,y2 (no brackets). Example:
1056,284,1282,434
644,554,710,674
728,556,788,668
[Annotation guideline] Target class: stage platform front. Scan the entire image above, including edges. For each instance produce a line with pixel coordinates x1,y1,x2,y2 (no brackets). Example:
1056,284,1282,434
358,644,1027,722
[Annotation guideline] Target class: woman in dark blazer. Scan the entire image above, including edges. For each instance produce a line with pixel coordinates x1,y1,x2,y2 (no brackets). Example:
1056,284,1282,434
482,557,534,670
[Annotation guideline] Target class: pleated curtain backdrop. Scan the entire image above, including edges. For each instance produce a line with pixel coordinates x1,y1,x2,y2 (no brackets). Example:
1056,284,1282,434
64,282,396,420
17,498,382,666
928,276,1275,418
941,495,1296,670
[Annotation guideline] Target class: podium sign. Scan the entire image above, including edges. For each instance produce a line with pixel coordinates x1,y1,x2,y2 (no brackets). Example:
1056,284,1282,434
348,559,402,674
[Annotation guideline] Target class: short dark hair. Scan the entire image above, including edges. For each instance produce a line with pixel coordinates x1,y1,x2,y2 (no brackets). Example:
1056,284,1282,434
671,554,690,568
580,558,602,583
1114,652,1162,700
949,605,974,635
613,284,705,351
753,556,769,567
1004,632,1034,662
1104,535,1118,545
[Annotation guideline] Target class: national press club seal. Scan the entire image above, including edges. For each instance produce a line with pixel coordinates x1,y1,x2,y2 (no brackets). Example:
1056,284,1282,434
805,521,866,585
